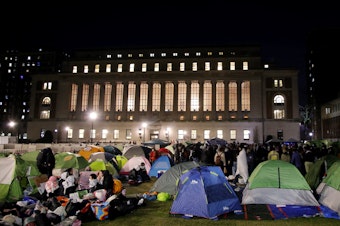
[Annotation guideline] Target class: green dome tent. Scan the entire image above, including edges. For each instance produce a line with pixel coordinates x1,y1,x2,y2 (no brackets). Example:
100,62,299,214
242,160,319,206
54,152,89,170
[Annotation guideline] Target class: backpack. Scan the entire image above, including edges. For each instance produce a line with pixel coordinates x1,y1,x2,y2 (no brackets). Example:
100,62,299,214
215,154,222,166
36,148,55,174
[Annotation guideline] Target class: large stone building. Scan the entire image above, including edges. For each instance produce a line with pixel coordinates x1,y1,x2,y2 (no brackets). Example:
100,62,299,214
27,45,300,144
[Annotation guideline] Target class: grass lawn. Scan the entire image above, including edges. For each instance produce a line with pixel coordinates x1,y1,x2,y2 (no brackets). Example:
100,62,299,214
82,177,340,226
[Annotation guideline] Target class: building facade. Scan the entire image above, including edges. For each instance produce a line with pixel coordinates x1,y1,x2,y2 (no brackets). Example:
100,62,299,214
27,45,300,144
321,97,340,141
0,48,62,142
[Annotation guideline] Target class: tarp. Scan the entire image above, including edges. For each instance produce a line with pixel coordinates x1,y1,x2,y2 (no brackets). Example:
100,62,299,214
170,165,242,220
242,160,319,206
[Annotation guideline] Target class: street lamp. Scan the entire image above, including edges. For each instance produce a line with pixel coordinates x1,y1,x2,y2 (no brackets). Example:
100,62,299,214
8,121,16,136
89,112,98,144
142,122,147,143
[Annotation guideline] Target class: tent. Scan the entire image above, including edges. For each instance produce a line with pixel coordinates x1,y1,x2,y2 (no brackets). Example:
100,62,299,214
149,155,173,177
142,138,171,148
119,156,151,175
54,152,89,170
305,154,339,190
78,145,104,161
149,161,202,195
316,160,340,215
0,154,24,203
115,155,128,170
20,150,42,176
122,145,146,159
88,159,118,178
206,137,227,147
170,165,242,220
242,160,319,206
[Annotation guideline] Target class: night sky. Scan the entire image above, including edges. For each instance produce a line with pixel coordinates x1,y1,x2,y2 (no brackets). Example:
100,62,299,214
1,2,339,105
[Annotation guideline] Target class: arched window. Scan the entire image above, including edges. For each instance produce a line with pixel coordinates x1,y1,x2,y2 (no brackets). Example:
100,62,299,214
273,94,285,119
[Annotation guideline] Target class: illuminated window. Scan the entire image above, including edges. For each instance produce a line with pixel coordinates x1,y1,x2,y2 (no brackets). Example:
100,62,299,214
117,64,123,72
273,94,285,119
140,82,148,111
173,52,178,56
72,66,77,73
150,53,155,57
243,130,250,140
161,53,166,57
43,82,52,90
216,81,225,111
196,52,201,56
191,130,197,139
40,110,50,119
243,61,248,70
115,82,124,111
165,82,174,111
179,115,184,120
42,97,51,105
205,62,210,71
191,81,199,111
104,83,112,112
117,54,122,58
230,62,235,70
127,82,136,111
218,115,223,120
203,81,212,111
154,63,159,72
70,84,78,111
178,81,187,111
102,129,108,139
113,130,119,139
106,64,111,72
217,62,223,71
229,82,237,111
178,130,185,139
217,130,223,139
192,115,197,120
192,62,198,71
167,63,172,71
204,130,210,139
95,64,100,73
79,129,85,139
241,81,250,111
81,84,89,111
274,79,283,88
230,129,236,140
205,115,210,120
152,83,161,111
180,62,185,71
93,83,100,111
129,63,135,72
142,63,147,72
84,65,89,73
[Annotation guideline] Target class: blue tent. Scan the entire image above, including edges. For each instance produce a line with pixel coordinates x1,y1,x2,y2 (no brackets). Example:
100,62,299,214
149,155,173,177
170,165,242,220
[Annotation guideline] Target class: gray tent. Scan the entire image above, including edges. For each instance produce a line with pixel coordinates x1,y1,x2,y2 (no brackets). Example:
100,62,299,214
149,161,202,195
